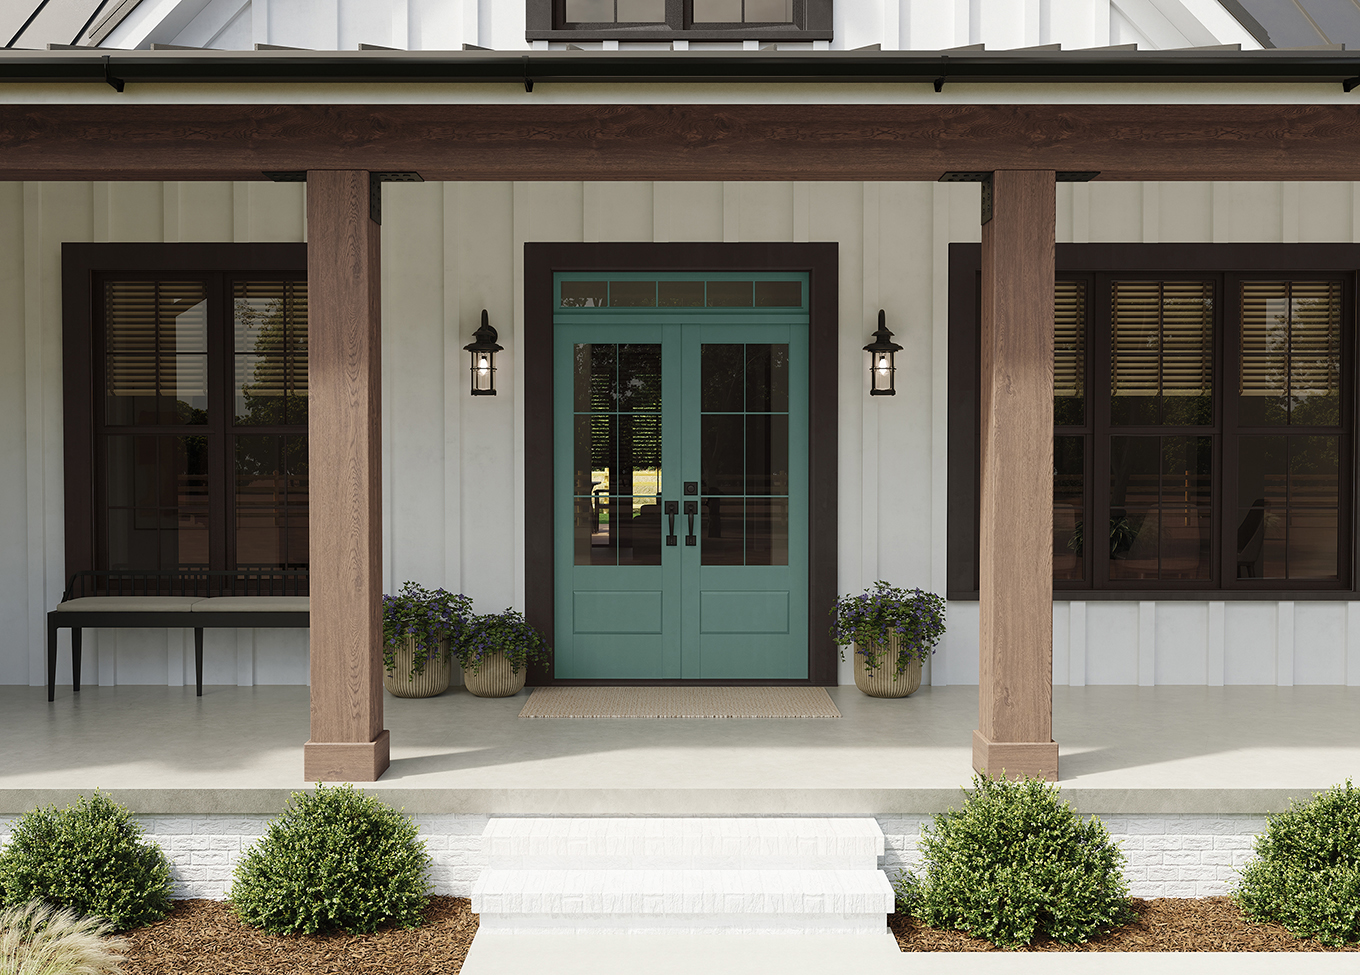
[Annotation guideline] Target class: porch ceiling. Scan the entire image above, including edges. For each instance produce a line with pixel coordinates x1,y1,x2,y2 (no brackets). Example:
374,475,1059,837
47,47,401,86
2,102,1360,182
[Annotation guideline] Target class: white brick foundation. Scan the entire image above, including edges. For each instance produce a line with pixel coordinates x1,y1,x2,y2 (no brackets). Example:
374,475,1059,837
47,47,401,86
878,813,1269,899
1,811,1265,902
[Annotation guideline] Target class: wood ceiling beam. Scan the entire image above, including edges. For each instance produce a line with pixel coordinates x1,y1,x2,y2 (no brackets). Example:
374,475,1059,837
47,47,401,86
2,103,1360,182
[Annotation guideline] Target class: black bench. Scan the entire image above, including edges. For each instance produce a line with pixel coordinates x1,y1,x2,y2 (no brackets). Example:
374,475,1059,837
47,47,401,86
47,569,309,701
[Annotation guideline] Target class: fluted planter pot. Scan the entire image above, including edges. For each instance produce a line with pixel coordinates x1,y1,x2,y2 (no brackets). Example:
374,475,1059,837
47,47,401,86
853,632,923,698
463,651,525,698
383,636,452,698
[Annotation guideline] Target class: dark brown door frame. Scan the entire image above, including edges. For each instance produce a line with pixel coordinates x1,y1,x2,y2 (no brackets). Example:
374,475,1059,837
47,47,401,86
523,242,839,685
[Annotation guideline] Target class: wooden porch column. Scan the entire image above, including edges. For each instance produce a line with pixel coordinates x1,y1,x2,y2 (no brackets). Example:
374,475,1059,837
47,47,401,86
303,170,390,782
973,170,1059,782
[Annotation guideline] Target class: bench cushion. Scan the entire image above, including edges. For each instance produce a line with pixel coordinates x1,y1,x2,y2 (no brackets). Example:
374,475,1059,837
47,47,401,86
189,596,310,613
55,596,201,613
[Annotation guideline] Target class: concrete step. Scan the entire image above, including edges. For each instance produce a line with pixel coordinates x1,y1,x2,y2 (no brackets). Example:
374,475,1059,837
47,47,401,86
459,931,905,975
481,816,884,870
472,867,894,932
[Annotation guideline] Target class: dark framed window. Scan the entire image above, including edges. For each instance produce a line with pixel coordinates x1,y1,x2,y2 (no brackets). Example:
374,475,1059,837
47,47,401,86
948,244,1357,599
526,0,831,42
62,244,309,579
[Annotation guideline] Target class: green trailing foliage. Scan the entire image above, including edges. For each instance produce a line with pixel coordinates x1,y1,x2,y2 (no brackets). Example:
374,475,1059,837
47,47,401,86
0,791,171,933
0,899,128,975
1233,778,1360,946
906,772,1134,949
229,783,431,935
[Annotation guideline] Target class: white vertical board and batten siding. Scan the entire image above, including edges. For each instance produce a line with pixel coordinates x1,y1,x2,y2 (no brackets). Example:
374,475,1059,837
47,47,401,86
13,176,1360,687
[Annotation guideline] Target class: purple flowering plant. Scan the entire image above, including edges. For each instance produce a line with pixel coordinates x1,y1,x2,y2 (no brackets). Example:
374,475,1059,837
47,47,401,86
382,582,473,680
458,608,552,677
829,580,946,676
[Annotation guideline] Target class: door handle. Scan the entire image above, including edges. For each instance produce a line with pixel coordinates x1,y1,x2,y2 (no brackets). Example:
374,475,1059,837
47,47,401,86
664,500,679,546
684,501,698,546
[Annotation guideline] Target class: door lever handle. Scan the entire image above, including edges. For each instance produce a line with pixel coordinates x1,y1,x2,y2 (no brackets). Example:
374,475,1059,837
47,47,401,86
664,500,679,546
683,500,698,546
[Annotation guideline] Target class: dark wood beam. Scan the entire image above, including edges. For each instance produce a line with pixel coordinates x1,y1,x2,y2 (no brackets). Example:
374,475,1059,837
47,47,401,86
974,170,1059,783
3,103,1360,181
302,169,389,783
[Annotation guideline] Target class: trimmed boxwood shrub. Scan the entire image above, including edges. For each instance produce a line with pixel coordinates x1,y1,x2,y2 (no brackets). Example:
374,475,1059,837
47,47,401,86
907,772,1134,949
1233,778,1360,946
0,791,171,932
229,783,431,935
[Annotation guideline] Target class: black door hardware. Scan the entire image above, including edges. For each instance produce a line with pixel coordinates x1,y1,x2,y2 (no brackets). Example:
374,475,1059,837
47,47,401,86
664,500,679,546
684,500,698,546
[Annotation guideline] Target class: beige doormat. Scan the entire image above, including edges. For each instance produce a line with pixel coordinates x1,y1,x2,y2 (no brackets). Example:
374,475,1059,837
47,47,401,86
518,686,841,719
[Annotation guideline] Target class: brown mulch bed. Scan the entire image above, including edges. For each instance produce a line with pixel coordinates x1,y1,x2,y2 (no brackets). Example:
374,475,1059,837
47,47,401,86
112,896,1357,971
118,897,479,975
890,897,1360,951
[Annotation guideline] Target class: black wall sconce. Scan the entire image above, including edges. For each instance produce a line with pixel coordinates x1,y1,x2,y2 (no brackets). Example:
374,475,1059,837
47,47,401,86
863,310,902,396
463,310,502,396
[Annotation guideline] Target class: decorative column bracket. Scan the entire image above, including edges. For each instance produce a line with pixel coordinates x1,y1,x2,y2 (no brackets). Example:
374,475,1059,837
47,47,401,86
939,171,1099,225
263,171,424,226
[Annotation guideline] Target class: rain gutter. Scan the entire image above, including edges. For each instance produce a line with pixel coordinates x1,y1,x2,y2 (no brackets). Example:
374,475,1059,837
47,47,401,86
2,47,1360,91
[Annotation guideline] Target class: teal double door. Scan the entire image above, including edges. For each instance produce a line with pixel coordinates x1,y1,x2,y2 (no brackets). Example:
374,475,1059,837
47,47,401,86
552,273,809,679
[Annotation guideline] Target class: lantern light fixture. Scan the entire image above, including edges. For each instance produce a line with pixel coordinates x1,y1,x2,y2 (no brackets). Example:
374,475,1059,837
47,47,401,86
863,309,902,396
463,309,502,396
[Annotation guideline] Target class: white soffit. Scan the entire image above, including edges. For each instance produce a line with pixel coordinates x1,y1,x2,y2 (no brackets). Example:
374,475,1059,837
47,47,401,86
99,0,216,49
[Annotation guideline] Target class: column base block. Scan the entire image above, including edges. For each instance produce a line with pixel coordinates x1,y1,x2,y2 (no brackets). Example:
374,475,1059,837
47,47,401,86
304,729,391,782
972,730,1059,781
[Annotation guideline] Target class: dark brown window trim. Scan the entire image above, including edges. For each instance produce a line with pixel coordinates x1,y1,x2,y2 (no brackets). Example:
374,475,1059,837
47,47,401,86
525,0,832,42
524,241,839,685
947,242,1360,602
62,243,308,583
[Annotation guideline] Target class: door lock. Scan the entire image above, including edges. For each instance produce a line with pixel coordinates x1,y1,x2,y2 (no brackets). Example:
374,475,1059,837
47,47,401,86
683,500,698,546
664,500,679,546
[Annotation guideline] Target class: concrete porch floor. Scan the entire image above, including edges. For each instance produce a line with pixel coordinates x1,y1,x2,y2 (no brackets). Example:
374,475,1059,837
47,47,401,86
3,684,1357,815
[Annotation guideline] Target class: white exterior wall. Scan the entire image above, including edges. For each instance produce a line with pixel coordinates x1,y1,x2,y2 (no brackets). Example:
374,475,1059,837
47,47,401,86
6,177,1360,689
96,0,1260,52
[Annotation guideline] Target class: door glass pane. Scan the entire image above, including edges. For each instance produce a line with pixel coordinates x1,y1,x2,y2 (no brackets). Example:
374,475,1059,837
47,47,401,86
745,343,789,412
707,280,753,307
754,281,802,307
701,496,743,564
561,281,608,307
616,0,665,20
565,0,612,20
745,414,788,495
693,0,741,20
618,345,662,411
744,0,793,20
106,356,157,426
1054,436,1084,581
610,281,656,307
1111,280,1213,425
701,415,744,496
701,345,745,412
574,342,661,567
745,498,788,565
659,281,704,307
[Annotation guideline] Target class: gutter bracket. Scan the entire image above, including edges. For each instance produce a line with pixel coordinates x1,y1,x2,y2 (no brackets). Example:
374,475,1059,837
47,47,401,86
103,55,124,93
524,55,534,93
1344,77,1360,93
934,54,946,93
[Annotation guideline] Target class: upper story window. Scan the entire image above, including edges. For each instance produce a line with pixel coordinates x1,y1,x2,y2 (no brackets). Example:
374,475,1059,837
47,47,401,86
526,0,831,43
